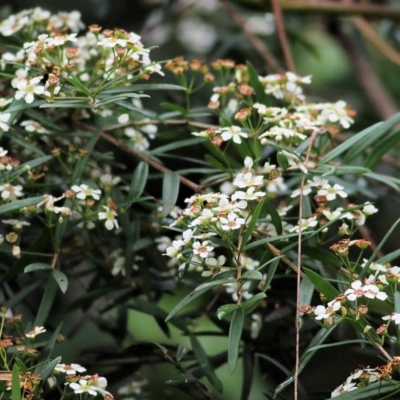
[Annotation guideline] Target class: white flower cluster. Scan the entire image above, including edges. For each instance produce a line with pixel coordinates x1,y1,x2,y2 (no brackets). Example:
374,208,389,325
330,367,379,397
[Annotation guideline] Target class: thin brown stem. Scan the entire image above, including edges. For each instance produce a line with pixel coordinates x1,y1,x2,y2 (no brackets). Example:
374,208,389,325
336,24,397,120
277,1,400,20
266,242,304,278
294,129,319,400
271,0,295,72
219,0,283,73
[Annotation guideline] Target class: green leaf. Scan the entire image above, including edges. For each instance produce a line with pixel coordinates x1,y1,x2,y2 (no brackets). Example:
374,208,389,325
35,276,58,326
306,339,371,352
228,307,244,374
52,269,68,294
9,155,53,181
195,278,236,292
65,77,93,98
395,292,400,314
320,165,370,176
12,364,21,400
365,129,400,168
24,263,52,273
128,162,148,200
162,171,180,217
246,61,269,104
14,358,28,373
99,83,185,94
150,138,204,156
264,200,282,235
303,268,339,300
274,325,336,396
241,345,254,400
205,154,228,172
0,196,43,216
71,129,101,184
176,344,190,362
300,276,314,307
321,112,400,164
359,216,400,280
40,100,92,108
364,171,400,191
301,246,342,266
276,152,289,170
36,356,62,382
241,200,265,250
190,334,223,392
217,304,238,320
165,286,212,322
241,270,263,281
331,381,399,399
241,293,267,312
41,322,63,360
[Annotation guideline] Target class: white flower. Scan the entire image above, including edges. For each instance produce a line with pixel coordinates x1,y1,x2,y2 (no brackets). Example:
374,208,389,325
69,379,98,396
165,240,184,258
14,77,45,104
290,216,318,233
317,184,348,201
330,381,358,397
20,120,49,133
124,128,150,151
219,212,246,230
344,280,364,301
318,100,354,129
100,174,121,188
202,255,228,277
98,206,119,230
363,284,388,301
26,326,46,338
382,312,400,324
118,113,130,124
54,363,87,375
71,184,101,200
192,240,214,258
220,126,248,144
0,183,24,200
231,186,266,201
362,203,378,216
0,112,11,131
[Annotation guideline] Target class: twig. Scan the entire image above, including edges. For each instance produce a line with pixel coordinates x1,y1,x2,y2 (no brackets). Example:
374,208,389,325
100,131,203,193
353,17,400,68
219,0,283,73
277,1,400,20
266,242,304,278
294,129,319,400
271,0,295,72
73,119,203,193
336,25,398,120
375,343,393,363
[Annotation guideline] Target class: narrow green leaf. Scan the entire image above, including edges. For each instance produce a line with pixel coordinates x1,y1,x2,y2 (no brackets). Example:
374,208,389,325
331,381,399,399
150,138,204,156
303,268,340,300
128,162,148,200
246,61,269,104
65,77,93,98
14,358,28,373
364,171,400,191
395,292,400,314
190,334,223,392
242,293,267,311
321,166,370,176
161,101,188,114
241,270,263,281
365,129,400,168
165,286,211,322
100,83,185,94
162,171,180,217
299,276,314,307
71,129,101,184
9,155,53,181
359,217,400,279
274,325,336,396
36,356,62,382
276,152,289,170
40,100,92,108
24,263,52,273
195,278,236,292
0,196,43,215
307,339,371,352
205,154,228,172
264,200,282,235
217,304,238,320
241,345,254,400
35,277,58,326
41,322,63,360
301,246,342,266
12,364,21,400
241,200,265,250
176,344,190,362
52,269,68,294
228,308,244,374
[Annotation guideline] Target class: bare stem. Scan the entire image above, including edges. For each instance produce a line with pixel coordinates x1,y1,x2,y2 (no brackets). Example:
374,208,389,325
271,0,295,72
219,0,283,73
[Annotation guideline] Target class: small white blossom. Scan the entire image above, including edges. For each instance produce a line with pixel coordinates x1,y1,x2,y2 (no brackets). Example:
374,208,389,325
382,312,400,324
98,206,119,230
317,184,348,201
0,183,24,200
14,77,45,104
219,212,246,230
192,240,214,258
0,112,11,131
220,126,248,144
54,363,87,375
26,326,46,338
71,184,101,200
